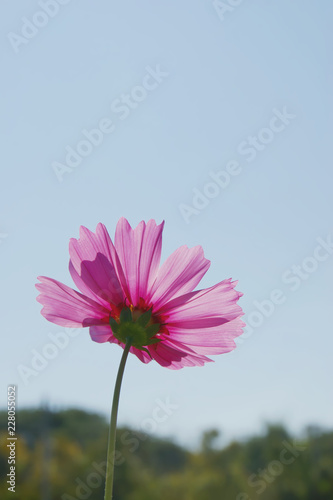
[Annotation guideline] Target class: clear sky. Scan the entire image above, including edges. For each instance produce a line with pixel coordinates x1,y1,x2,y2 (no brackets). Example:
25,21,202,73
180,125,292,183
1,0,332,447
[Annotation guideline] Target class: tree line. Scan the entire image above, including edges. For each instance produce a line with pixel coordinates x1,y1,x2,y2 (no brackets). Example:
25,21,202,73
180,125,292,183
0,408,332,499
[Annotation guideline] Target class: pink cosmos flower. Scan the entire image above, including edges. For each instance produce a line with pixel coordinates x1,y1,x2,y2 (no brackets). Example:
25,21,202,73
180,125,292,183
36,218,244,369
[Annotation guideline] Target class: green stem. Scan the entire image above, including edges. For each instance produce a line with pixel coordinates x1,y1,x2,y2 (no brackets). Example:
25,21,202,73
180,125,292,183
104,339,131,500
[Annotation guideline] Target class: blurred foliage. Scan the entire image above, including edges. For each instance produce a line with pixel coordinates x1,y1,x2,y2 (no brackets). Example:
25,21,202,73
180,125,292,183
0,408,332,499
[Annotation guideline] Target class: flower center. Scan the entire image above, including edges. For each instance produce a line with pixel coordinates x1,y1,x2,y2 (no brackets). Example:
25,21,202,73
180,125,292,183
109,307,161,350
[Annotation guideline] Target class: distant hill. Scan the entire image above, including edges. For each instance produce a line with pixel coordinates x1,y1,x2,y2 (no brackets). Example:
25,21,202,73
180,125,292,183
0,408,332,499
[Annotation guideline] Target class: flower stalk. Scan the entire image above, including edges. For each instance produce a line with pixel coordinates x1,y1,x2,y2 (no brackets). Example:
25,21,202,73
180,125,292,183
104,338,131,500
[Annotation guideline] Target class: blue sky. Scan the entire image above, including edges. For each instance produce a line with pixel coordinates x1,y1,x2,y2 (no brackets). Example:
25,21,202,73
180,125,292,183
1,0,332,447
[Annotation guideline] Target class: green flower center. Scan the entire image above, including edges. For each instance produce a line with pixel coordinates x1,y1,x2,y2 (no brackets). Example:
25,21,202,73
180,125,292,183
109,307,161,352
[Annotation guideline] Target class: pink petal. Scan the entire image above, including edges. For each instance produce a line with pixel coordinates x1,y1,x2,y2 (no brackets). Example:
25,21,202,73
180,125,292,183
95,223,131,300
148,245,210,311
114,218,164,306
69,261,110,309
156,279,244,356
69,224,125,306
89,325,152,364
36,276,109,327
89,324,115,343
160,279,243,324
148,339,213,370
128,346,152,364
167,317,246,355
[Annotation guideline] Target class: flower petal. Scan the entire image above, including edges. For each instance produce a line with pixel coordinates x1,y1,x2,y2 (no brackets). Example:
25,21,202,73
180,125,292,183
69,224,125,306
36,276,109,327
89,325,152,364
157,279,244,356
149,245,210,311
69,261,109,309
114,218,164,306
160,279,243,323
128,345,152,364
148,339,213,370
167,317,246,355
89,324,115,343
